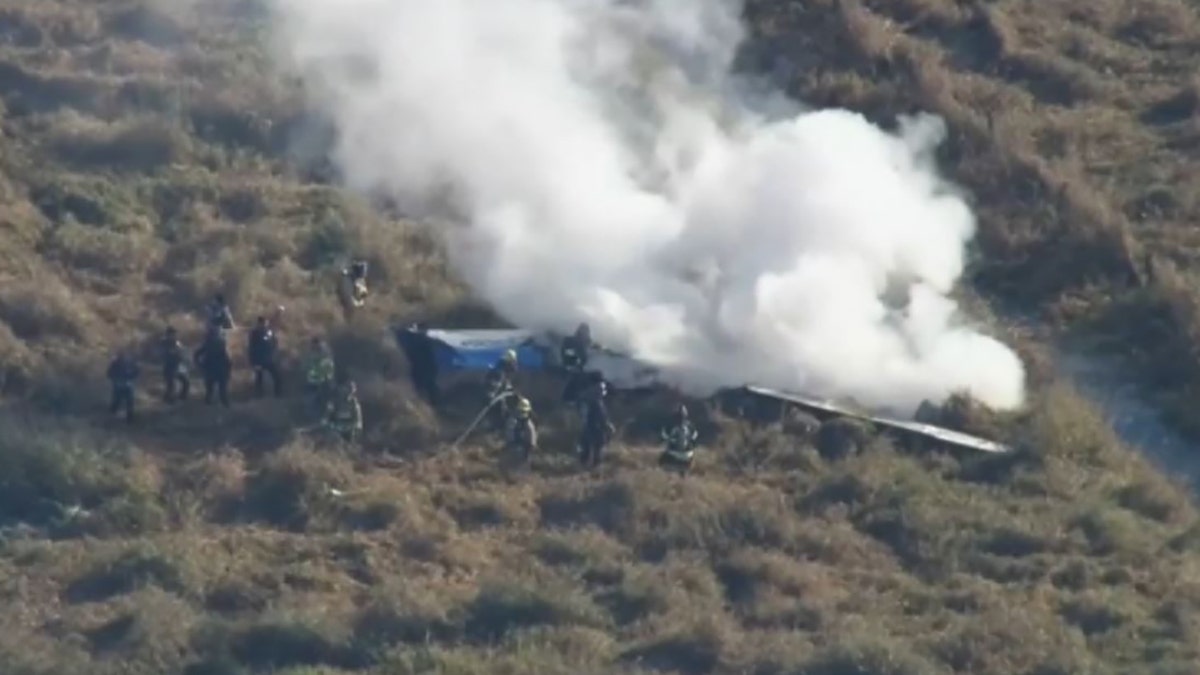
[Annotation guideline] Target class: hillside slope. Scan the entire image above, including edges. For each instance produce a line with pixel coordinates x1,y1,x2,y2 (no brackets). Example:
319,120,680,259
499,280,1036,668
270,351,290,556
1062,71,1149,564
744,0,1200,435
1,1,1200,674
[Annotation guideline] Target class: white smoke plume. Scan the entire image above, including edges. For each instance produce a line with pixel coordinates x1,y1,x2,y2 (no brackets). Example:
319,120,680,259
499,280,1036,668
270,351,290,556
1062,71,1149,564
267,0,1027,415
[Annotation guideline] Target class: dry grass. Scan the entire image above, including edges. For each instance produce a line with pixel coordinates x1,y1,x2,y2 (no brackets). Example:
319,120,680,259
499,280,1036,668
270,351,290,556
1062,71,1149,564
2,0,1200,673
3,391,1198,674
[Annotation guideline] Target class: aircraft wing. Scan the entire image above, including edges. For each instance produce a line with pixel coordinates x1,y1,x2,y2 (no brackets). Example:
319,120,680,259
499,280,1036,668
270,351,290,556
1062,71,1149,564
415,327,1009,453
743,385,1011,453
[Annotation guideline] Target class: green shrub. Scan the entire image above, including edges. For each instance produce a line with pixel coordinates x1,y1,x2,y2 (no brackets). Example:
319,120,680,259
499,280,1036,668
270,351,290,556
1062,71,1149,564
0,412,129,523
244,442,354,531
463,581,608,643
64,546,188,603
797,636,948,675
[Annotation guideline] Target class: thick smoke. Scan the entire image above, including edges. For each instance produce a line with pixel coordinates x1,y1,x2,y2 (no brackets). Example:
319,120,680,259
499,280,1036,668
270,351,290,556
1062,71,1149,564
268,0,1026,415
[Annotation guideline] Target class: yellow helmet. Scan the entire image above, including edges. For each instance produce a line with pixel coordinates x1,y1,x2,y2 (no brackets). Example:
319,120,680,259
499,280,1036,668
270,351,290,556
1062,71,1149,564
502,349,517,363
517,397,532,413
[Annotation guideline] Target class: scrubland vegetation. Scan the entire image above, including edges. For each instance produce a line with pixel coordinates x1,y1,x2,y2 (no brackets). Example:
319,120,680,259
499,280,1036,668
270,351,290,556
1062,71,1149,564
2,0,1200,673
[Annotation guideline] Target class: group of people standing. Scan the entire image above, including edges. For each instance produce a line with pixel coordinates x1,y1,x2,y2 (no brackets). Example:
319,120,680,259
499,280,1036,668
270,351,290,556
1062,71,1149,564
106,292,363,442
429,322,703,474
103,274,700,473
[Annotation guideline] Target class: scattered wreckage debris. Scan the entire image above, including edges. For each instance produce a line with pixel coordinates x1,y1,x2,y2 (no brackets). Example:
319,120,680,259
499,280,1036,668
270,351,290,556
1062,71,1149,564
417,327,1012,456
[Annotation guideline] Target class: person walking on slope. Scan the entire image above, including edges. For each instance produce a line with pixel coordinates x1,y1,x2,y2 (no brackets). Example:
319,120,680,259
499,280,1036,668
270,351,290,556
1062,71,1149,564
660,404,700,476
247,316,283,398
579,379,615,469
324,380,363,443
303,337,336,413
193,326,232,408
396,322,440,408
485,349,518,432
505,396,538,463
107,350,139,424
159,326,190,403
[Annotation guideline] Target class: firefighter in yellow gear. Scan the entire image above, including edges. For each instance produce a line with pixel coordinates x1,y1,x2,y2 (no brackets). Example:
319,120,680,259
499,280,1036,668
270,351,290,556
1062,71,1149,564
505,396,538,462
304,338,336,410
659,404,699,475
485,349,518,432
343,260,369,308
486,349,518,397
324,380,363,443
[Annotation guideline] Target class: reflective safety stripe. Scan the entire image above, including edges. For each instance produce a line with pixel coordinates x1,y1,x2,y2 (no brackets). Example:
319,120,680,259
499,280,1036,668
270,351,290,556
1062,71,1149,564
664,427,697,449
308,359,334,383
665,447,693,462
331,403,359,421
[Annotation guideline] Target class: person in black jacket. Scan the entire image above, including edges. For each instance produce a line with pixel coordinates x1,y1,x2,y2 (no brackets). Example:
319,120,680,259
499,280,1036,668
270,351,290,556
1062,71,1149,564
107,350,139,423
247,316,282,398
395,322,439,408
194,326,232,407
207,294,235,331
560,323,591,371
159,326,190,403
560,323,592,409
578,379,615,469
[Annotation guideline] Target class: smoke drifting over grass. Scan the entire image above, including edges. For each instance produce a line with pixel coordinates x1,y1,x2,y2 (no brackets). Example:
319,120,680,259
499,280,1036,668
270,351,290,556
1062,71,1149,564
269,0,1026,415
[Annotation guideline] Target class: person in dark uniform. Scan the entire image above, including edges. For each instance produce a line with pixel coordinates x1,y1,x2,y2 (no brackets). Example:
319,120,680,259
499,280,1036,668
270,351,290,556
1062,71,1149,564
578,379,615,469
107,350,139,423
247,316,283,398
194,326,232,407
159,326,190,403
560,323,592,371
560,323,592,409
396,322,440,408
207,294,234,331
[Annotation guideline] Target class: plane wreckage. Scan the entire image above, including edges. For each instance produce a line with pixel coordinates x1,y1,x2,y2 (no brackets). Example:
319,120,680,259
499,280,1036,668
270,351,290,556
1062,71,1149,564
414,327,1012,455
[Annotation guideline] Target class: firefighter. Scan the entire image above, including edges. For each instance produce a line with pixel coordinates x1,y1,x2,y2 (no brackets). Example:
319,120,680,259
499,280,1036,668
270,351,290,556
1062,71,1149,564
303,337,336,411
193,326,232,407
343,259,369,308
247,316,283,398
484,349,518,431
560,323,592,371
505,396,538,462
159,326,190,403
486,348,518,394
207,294,235,331
396,322,439,408
560,323,592,408
659,404,700,475
107,350,139,423
578,379,615,469
324,380,363,443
